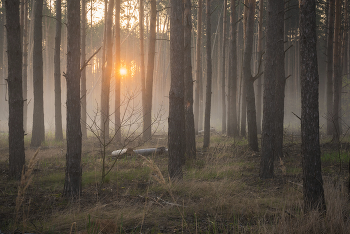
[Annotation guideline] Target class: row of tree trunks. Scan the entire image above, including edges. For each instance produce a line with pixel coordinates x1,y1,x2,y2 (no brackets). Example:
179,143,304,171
6,0,25,179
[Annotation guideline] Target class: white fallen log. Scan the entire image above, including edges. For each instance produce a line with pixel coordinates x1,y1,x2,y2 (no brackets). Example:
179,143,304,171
111,147,168,158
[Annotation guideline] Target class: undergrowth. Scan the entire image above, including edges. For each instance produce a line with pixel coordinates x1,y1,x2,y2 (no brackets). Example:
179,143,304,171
0,134,349,233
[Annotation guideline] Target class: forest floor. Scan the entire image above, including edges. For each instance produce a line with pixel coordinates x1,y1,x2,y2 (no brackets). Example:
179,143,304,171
0,131,350,233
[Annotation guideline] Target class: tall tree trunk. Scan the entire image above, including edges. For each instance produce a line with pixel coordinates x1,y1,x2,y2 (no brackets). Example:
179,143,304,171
0,8,3,117
168,0,185,180
256,0,263,134
274,2,286,160
54,0,63,141
115,0,121,143
21,0,28,133
81,0,87,139
240,0,247,137
326,0,335,135
227,0,238,137
31,0,45,147
221,0,227,134
184,0,196,159
194,0,202,134
64,0,82,198
143,0,157,141
299,0,326,213
203,0,212,149
243,0,258,151
260,0,284,178
139,0,145,129
333,0,341,142
6,0,25,179
100,0,114,141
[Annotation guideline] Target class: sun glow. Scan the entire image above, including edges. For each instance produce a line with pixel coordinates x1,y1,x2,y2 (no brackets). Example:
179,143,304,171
119,67,127,76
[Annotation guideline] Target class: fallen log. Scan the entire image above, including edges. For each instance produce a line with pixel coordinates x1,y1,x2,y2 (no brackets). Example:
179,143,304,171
111,147,168,158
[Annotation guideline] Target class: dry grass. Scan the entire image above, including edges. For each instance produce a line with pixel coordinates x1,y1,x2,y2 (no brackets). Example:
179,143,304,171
0,134,350,233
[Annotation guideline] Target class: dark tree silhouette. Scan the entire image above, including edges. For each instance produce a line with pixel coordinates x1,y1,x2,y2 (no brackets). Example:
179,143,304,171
184,0,196,159
54,0,63,141
243,0,258,151
5,0,25,179
332,0,342,142
194,0,203,134
81,0,87,139
203,0,213,149
255,0,263,135
143,0,157,141
100,0,114,141
31,0,45,147
115,0,121,143
221,0,227,134
326,0,335,136
260,0,284,179
299,0,326,212
227,0,238,137
168,0,185,180
64,0,82,198
21,0,28,133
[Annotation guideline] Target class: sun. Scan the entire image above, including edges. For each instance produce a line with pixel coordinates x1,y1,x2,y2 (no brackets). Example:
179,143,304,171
119,67,127,76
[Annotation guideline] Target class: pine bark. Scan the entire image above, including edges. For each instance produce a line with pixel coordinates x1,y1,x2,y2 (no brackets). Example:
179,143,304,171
194,0,203,134
6,0,25,179
81,0,87,139
274,1,286,160
332,0,341,142
0,9,3,114
221,0,227,134
64,0,82,198
31,0,45,147
115,0,121,143
168,0,185,180
256,0,263,134
326,0,335,135
139,0,145,130
243,0,258,151
143,0,157,141
184,0,196,159
299,0,326,212
203,0,212,149
260,0,284,178
54,0,63,141
100,0,114,141
227,0,238,137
